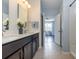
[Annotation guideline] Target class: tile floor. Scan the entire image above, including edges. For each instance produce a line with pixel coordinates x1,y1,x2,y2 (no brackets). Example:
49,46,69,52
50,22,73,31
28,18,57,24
33,36,75,59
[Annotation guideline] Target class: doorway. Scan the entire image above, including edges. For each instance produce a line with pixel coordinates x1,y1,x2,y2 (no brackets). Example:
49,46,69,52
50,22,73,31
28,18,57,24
41,14,62,47
44,20,55,39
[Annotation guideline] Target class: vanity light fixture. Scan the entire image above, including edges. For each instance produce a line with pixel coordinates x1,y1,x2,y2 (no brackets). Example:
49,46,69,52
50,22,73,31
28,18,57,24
28,4,31,8
17,0,31,8
23,0,25,2
17,0,20,4
25,1,31,8
25,1,28,5
23,0,31,8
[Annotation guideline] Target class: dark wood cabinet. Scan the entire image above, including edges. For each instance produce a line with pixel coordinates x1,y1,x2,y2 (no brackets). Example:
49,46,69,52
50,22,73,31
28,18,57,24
32,39,37,56
2,33,39,59
24,42,32,59
32,33,39,57
36,37,39,51
8,49,22,59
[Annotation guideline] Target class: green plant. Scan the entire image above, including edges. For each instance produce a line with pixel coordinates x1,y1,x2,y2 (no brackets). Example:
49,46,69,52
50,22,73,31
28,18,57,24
17,22,24,28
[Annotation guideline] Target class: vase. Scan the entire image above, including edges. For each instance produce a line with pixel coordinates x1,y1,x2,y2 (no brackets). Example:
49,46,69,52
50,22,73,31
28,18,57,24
19,28,23,34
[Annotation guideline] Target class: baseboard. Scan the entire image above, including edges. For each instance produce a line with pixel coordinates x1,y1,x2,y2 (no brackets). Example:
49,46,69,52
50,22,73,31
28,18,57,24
54,41,60,47
70,52,76,58
62,51,70,54
62,51,76,58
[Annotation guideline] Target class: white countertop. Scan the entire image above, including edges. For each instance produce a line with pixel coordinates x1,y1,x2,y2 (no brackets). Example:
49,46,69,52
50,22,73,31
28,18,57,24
2,31,39,45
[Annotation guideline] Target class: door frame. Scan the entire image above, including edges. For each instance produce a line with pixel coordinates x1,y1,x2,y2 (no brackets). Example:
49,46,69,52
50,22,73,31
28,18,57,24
60,14,62,47
41,15,44,47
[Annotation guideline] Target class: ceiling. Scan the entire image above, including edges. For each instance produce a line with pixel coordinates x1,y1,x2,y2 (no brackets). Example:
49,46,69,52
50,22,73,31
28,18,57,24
41,0,62,19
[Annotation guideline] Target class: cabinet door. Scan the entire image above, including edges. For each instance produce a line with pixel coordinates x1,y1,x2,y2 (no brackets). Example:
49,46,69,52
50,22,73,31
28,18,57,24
36,37,39,50
32,39,37,56
8,49,22,59
24,42,32,59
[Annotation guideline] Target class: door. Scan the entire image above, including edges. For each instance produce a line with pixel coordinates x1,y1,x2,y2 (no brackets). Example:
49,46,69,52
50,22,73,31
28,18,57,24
55,14,61,46
8,49,22,59
36,37,39,50
32,39,37,56
24,42,32,59
69,1,76,56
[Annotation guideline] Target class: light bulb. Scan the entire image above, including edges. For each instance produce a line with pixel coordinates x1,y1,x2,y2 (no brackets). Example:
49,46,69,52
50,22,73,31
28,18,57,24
28,4,31,8
23,0,25,2
25,1,28,5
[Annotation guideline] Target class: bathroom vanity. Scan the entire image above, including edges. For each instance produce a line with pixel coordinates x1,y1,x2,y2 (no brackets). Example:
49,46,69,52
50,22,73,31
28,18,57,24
2,0,40,59
2,33,39,59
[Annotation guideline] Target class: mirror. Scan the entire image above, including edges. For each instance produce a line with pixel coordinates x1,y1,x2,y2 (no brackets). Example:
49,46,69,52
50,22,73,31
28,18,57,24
2,0,31,35
17,1,29,34
2,0,9,32
18,4,28,22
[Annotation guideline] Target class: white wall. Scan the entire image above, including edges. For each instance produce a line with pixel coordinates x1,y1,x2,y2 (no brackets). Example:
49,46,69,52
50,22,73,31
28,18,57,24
62,0,69,52
62,0,76,57
62,0,72,52
28,0,41,47
69,2,76,57
28,0,41,31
